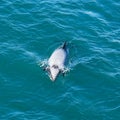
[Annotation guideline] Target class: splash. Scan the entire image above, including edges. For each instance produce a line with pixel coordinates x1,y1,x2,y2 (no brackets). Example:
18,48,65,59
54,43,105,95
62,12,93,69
38,59,48,68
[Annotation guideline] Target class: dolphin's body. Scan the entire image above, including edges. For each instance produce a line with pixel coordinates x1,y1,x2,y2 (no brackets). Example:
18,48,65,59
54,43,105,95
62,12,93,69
46,42,67,81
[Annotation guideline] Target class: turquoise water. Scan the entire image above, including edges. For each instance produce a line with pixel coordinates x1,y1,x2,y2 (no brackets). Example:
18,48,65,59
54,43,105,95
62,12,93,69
0,0,120,119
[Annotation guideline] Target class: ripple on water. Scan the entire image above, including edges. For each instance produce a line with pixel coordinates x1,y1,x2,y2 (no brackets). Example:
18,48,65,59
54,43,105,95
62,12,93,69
0,0,120,120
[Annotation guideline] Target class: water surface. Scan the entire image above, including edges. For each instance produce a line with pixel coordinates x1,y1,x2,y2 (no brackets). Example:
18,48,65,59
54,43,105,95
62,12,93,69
0,0,120,120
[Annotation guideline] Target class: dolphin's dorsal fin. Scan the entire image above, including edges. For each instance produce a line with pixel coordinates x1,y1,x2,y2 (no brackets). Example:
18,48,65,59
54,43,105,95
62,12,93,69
62,41,67,50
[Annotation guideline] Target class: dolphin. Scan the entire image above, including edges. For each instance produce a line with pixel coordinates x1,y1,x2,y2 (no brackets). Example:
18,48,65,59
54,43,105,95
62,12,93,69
46,42,68,81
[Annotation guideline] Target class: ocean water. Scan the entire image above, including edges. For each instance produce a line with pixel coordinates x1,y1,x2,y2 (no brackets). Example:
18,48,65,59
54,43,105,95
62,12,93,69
0,0,120,119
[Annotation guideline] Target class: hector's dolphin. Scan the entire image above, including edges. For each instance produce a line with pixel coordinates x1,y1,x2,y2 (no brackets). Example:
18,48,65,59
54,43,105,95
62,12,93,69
45,42,68,81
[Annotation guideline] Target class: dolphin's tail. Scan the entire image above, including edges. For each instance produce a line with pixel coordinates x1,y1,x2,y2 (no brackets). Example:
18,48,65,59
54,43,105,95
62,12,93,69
62,41,67,50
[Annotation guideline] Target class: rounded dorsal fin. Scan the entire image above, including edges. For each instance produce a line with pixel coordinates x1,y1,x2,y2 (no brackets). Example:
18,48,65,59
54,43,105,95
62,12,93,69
62,41,67,50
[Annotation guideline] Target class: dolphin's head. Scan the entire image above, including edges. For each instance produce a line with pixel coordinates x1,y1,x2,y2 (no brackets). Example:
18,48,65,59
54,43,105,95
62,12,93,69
49,65,60,81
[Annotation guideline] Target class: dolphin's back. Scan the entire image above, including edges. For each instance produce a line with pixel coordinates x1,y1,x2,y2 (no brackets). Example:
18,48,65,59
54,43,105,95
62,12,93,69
48,48,66,69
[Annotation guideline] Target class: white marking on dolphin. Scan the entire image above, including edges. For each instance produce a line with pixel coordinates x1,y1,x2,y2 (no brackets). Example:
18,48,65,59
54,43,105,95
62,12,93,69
46,42,68,81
